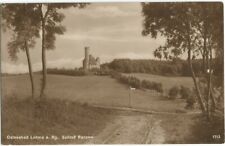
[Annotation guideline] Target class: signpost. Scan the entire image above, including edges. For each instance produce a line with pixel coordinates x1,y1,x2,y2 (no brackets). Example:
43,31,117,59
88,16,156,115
129,86,135,108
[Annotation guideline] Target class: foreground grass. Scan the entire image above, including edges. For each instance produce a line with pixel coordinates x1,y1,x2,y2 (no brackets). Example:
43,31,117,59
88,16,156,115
2,96,115,144
1,96,223,144
156,114,224,144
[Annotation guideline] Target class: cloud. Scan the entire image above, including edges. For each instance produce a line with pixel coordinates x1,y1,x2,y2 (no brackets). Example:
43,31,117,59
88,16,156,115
67,4,138,18
91,6,135,17
59,33,165,44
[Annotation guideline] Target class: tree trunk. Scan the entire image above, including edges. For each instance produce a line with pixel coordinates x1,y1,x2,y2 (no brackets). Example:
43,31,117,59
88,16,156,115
202,15,207,74
40,6,47,98
186,29,206,113
209,46,216,112
206,69,211,119
202,51,206,73
210,88,216,111
186,20,206,114
187,48,206,113
204,34,210,119
25,41,35,98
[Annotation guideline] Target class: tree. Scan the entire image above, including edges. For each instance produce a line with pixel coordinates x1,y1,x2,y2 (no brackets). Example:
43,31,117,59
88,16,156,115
153,48,162,60
2,4,40,98
142,2,223,117
37,3,89,98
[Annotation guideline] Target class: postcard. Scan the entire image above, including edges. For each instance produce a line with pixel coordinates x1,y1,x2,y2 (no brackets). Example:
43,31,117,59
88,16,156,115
1,2,224,144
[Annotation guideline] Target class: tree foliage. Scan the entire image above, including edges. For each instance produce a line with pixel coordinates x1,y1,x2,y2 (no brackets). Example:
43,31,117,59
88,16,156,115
2,4,42,98
2,4,40,60
36,3,89,97
142,2,223,117
105,58,203,76
2,3,90,98
142,2,222,60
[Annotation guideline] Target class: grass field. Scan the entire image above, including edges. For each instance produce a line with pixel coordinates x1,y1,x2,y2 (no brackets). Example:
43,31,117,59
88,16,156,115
123,73,194,91
2,74,223,144
2,74,188,113
2,96,115,144
154,113,224,144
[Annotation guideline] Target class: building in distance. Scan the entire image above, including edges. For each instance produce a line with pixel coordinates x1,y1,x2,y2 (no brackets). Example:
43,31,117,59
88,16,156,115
82,47,100,71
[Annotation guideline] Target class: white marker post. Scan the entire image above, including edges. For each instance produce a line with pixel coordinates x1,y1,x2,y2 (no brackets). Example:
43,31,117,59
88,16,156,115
129,86,136,108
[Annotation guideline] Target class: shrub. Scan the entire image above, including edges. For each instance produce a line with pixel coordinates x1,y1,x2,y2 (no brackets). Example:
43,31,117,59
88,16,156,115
47,68,85,76
141,80,163,93
168,86,180,99
128,76,141,89
155,83,163,93
96,68,111,76
119,75,129,84
142,80,152,89
185,95,196,109
110,71,163,92
180,85,191,99
110,70,121,79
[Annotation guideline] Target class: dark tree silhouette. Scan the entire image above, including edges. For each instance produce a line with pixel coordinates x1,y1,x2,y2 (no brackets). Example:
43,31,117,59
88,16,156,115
142,2,223,117
37,3,89,98
2,4,40,98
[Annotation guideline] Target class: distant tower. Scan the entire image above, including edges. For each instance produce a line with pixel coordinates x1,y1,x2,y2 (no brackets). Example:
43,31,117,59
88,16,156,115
96,57,100,68
83,46,90,70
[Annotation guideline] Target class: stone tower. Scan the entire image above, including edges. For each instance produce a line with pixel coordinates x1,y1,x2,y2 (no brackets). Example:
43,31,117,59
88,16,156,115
82,47,100,71
83,46,90,70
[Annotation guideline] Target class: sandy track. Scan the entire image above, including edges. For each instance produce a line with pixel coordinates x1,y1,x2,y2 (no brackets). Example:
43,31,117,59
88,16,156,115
87,114,165,144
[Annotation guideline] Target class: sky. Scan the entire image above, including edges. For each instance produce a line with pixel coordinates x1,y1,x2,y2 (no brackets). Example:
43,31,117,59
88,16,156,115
1,3,166,73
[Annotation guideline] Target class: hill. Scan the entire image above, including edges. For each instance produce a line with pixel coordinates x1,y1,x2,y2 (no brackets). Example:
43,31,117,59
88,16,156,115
2,74,223,144
2,74,187,112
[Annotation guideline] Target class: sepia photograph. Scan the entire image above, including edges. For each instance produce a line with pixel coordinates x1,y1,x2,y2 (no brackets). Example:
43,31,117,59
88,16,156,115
1,2,224,144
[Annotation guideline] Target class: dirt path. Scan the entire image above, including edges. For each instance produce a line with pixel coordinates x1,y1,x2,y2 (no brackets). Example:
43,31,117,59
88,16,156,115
87,113,165,144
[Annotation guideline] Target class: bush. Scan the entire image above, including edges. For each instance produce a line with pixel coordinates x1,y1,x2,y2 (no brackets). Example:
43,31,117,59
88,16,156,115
128,76,142,89
142,80,152,89
153,82,163,93
185,95,196,109
96,68,111,76
141,80,163,93
168,86,180,99
119,75,129,84
110,71,163,92
180,85,192,99
110,70,121,79
47,68,86,76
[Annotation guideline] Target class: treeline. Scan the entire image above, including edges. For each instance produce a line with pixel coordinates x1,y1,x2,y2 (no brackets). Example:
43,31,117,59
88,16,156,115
47,68,86,76
102,58,220,76
46,68,108,76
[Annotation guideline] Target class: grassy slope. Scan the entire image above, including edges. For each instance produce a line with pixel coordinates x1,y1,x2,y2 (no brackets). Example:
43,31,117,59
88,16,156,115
2,74,223,144
2,97,115,144
2,74,187,112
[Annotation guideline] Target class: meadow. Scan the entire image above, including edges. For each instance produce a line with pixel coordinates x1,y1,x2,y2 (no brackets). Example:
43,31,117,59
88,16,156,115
2,74,188,113
2,74,223,144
